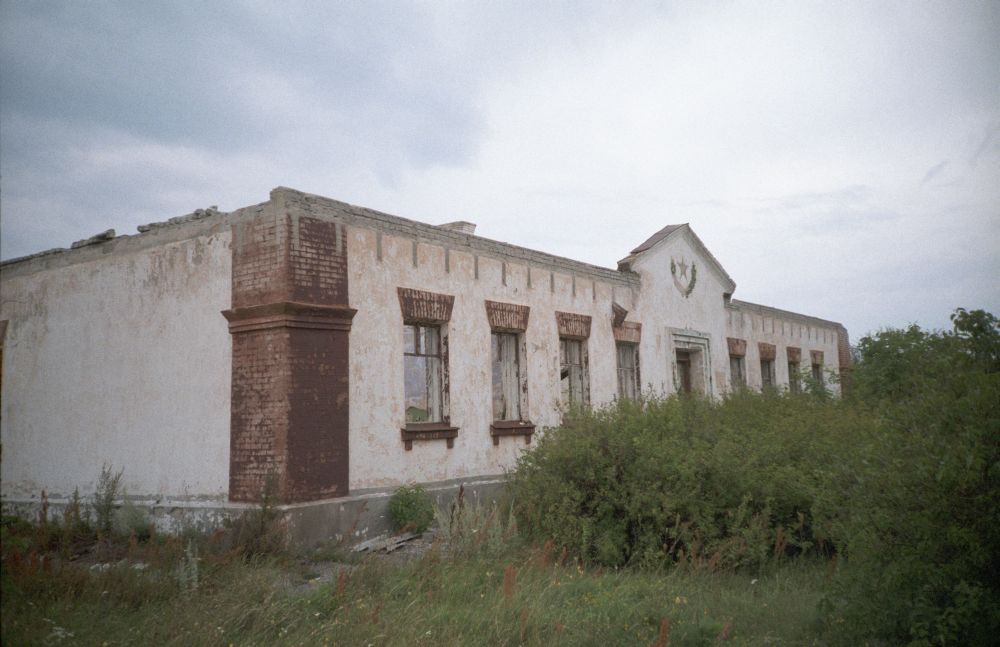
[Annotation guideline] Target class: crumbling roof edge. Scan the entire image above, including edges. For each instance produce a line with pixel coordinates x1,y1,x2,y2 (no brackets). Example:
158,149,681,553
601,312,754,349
728,298,846,331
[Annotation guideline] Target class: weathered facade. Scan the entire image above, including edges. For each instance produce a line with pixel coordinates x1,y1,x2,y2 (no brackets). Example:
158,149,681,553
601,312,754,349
0,187,848,541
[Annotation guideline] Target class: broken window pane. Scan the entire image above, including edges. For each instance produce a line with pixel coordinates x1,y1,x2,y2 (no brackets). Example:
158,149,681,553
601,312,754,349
492,332,521,420
404,323,442,423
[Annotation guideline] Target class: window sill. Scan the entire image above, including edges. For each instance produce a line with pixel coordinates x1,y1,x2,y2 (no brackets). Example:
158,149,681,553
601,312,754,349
490,420,536,446
401,423,459,450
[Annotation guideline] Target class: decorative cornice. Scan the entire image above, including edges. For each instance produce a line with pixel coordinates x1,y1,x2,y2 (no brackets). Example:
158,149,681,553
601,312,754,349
727,337,747,357
485,300,530,332
397,287,455,323
613,322,642,344
222,301,357,333
555,311,592,339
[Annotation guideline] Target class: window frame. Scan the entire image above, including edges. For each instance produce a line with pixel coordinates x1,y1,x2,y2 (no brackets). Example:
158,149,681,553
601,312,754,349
397,288,458,450
486,300,534,445
403,322,444,424
730,354,746,390
616,341,640,400
555,311,592,409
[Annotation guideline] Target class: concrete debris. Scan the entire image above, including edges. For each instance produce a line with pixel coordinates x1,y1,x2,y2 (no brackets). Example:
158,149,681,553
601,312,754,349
350,532,419,554
70,229,116,249
137,206,221,233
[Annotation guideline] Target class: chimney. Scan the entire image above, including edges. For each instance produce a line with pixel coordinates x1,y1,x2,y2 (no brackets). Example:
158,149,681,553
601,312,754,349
438,220,476,235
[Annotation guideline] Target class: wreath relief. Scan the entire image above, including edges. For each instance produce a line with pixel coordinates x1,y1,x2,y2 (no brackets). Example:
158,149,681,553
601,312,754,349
670,257,697,298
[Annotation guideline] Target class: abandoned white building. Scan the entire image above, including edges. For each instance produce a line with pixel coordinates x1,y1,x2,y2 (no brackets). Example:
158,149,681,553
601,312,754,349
0,187,849,541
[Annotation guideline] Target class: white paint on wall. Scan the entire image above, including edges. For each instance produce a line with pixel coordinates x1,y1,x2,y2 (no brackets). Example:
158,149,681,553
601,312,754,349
0,230,233,500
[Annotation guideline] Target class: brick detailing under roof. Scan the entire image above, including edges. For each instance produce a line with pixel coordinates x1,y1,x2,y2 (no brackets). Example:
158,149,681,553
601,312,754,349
555,311,592,339
836,327,852,393
397,288,455,323
613,322,642,344
485,300,530,332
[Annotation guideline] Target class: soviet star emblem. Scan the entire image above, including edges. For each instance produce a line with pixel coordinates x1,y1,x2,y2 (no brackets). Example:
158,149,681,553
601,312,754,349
670,257,697,298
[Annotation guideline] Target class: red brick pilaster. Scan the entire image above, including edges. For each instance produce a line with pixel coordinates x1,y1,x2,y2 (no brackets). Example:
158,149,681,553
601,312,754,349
224,211,355,503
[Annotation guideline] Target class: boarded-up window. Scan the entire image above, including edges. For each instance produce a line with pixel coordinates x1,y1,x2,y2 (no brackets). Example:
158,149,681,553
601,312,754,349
492,332,522,420
404,324,442,423
730,355,746,389
560,338,587,406
616,342,639,399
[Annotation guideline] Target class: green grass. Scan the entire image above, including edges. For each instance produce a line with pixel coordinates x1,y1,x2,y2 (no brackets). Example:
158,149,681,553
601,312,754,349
2,540,830,646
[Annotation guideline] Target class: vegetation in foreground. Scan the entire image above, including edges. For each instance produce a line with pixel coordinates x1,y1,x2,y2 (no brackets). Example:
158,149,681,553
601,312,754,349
2,308,997,646
2,501,827,647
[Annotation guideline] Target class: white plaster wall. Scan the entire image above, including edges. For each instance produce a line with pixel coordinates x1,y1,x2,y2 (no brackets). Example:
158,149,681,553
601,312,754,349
628,232,733,397
725,307,842,395
0,231,232,500
347,226,637,490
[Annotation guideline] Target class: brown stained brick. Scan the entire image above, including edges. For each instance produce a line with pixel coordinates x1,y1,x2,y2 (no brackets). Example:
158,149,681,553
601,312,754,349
727,337,747,357
485,300,530,332
555,311,591,339
226,211,355,503
613,321,642,344
758,342,777,361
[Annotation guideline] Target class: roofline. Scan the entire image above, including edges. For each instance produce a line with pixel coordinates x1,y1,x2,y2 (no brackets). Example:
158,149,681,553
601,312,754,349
2,188,641,288
272,187,640,288
728,298,845,331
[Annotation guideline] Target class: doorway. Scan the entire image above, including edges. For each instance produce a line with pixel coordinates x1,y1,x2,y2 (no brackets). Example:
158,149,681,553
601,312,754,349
676,349,693,394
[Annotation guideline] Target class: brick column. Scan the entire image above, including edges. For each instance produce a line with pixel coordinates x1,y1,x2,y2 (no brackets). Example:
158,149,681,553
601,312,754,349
223,210,355,503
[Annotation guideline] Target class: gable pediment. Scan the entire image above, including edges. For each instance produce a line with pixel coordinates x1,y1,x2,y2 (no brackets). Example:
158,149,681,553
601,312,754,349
620,224,736,296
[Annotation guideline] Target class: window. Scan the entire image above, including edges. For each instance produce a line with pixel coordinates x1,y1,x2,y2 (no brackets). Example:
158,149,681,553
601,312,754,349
760,358,775,388
486,300,534,445
727,337,748,392
811,362,824,385
491,332,521,420
788,361,801,393
560,338,587,405
616,342,639,399
404,323,442,423
758,342,777,391
729,355,746,390
556,311,592,407
810,350,825,387
397,287,457,449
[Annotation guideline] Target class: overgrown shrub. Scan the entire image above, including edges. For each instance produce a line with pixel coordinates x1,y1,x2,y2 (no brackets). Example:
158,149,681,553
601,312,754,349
818,309,1000,646
509,391,869,570
387,485,435,534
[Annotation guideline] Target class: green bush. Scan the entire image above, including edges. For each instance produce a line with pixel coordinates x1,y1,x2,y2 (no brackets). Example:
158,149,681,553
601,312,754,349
818,309,1000,646
387,485,435,534
508,391,869,570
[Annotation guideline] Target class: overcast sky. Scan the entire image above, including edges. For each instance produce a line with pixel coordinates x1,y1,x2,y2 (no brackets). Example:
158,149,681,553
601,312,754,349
1,1,998,338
